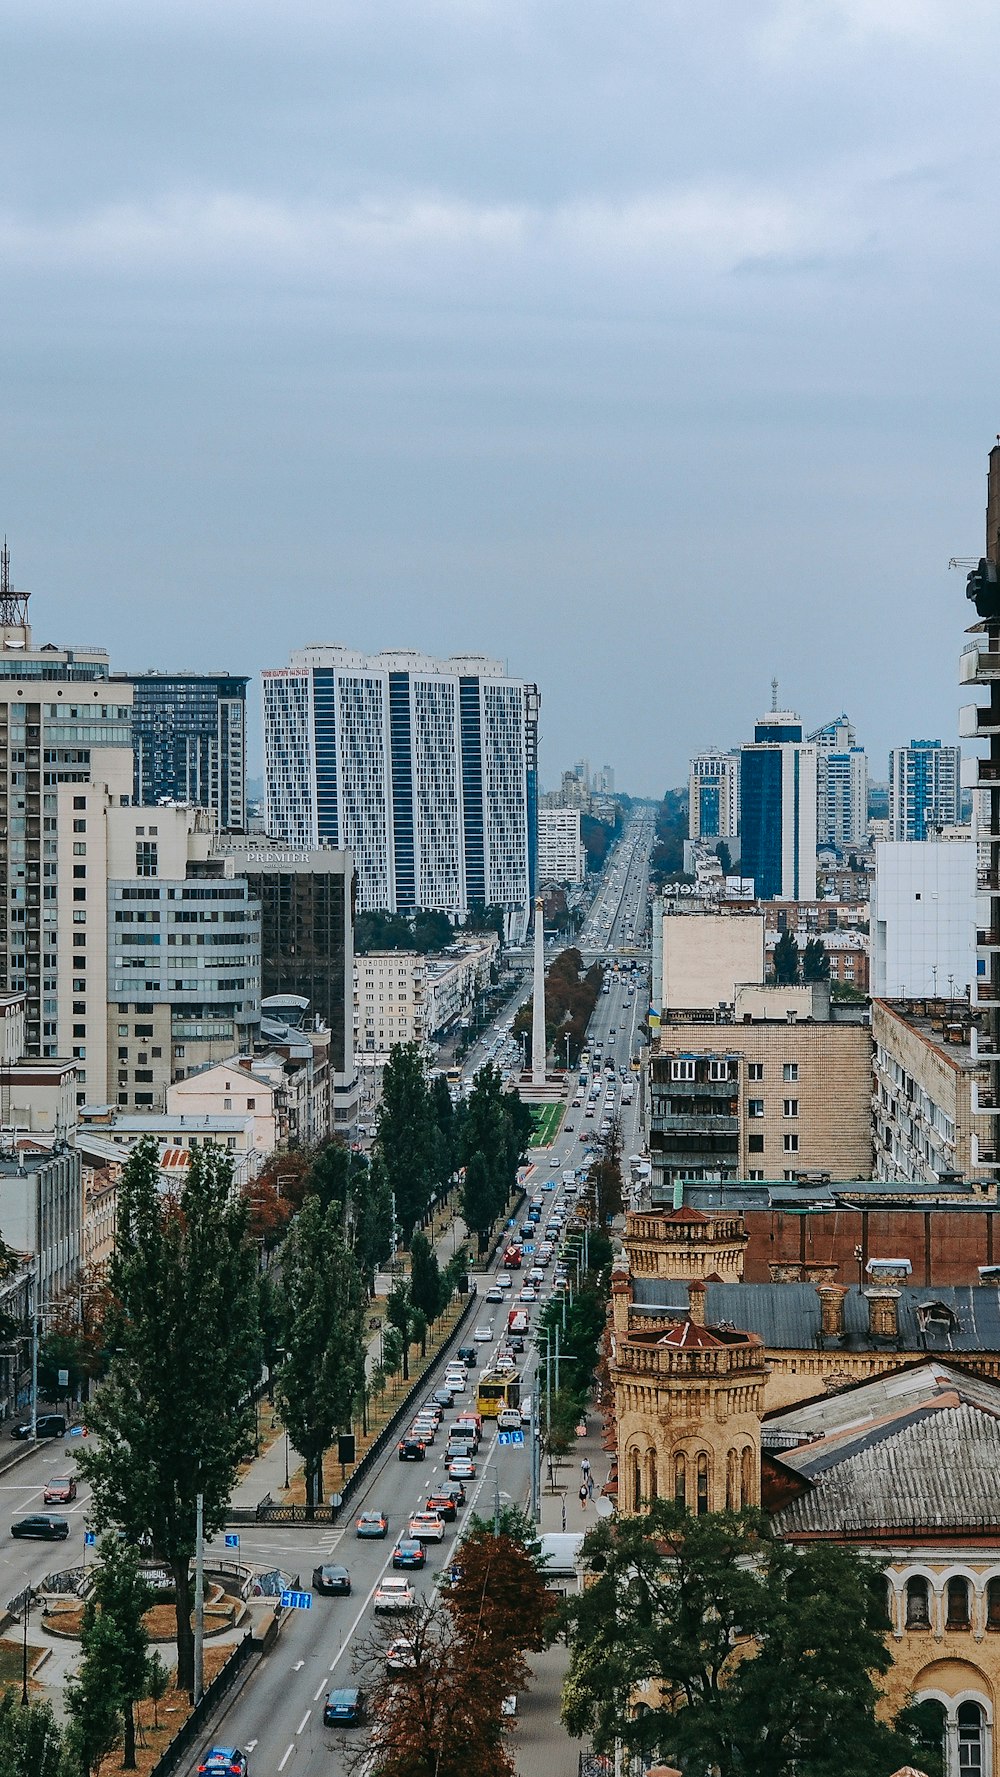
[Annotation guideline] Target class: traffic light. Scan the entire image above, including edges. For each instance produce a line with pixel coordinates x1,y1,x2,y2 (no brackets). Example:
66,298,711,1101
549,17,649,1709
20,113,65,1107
967,558,1000,618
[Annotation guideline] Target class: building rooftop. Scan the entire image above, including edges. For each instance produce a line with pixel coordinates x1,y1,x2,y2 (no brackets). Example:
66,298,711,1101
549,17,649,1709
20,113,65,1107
873,997,984,1074
630,1278,1000,1354
662,1176,1000,1214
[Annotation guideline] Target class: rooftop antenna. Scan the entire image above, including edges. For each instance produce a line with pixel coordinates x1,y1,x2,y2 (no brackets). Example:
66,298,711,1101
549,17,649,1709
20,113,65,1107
771,676,779,713
0,540,30,631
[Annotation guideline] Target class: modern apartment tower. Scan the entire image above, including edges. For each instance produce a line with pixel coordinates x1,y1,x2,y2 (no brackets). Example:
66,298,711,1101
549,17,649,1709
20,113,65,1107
688,749,739,842
124,671,248,831
961,441,1000,1178
738,707,817,901
263,647,540,939
0,549,134,1064
889,739,961,840
808,715,868,848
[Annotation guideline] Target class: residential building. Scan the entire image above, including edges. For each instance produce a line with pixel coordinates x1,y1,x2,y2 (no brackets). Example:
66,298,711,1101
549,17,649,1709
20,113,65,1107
763,926,869,992
762,900,869,932
218,840,358,1133
652,908,765,1016
262,646,540,937
889,738,961,840
536,808,585,884
166,1059,281,1153
872,996,994,1182
122,671,248,832
593,765,615,796
0,992,78,1137
0,1143,82,1308
815,746,868,848
738,710,817,901
648,994,872,1196
58,799,261,1114
354,952,428,1058
423,935,499,1039
91,1110,261,1184
962,440,1000,1196
0,548,134,1059
870,838,976,999
687,749,739,842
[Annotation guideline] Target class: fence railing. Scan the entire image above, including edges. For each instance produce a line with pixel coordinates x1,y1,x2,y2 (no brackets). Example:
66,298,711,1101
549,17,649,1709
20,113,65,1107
148,1632,254,1777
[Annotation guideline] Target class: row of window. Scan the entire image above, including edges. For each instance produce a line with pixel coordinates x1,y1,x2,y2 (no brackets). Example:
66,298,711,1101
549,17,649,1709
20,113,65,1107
671,1059,801,1082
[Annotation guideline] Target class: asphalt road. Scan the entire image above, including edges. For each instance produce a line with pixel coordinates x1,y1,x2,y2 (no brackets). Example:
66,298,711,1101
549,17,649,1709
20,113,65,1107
0,1437,96,1609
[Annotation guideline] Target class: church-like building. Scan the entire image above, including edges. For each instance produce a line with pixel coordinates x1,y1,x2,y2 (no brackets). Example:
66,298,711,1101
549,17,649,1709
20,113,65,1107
607,1201,1000,1775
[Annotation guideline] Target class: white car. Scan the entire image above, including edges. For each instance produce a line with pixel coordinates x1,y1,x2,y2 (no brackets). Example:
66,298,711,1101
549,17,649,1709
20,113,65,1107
496,1274,512,1290
374,1578,417,1613
519,1285,537,1302
473,1324,494,1342
497,1407,522,1431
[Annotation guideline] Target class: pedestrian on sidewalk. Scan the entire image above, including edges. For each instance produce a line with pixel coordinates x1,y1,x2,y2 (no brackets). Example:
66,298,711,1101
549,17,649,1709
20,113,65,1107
579,1482,588,1511
581,1456,591,1480
587,1475,594,1499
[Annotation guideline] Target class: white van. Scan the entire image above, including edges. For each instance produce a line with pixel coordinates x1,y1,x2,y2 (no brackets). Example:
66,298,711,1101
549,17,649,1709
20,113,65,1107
497,1407,522,1432
520,1393,532,1426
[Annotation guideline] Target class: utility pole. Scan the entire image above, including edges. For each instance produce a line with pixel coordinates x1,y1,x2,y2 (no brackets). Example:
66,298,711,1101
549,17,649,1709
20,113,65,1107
30,1267,38,1444
193,1491,205,1704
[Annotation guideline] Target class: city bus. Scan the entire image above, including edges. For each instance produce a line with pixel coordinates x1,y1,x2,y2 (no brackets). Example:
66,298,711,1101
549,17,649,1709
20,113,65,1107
476,1372,522,1418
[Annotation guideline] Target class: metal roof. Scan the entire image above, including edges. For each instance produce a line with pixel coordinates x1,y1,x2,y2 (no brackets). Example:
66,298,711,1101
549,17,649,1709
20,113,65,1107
631,1279,1000,1353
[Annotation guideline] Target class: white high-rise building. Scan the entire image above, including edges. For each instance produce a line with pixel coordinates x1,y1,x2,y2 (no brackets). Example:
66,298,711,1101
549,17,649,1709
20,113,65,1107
871,840,976,999
537,808,586,883
889,740,961,841
688,749,740,842
808,715,868,848
263,647,540,937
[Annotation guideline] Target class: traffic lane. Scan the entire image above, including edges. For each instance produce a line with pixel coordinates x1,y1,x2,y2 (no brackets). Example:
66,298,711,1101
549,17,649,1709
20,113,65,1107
0,1443,95,1603
193,1416,534,1777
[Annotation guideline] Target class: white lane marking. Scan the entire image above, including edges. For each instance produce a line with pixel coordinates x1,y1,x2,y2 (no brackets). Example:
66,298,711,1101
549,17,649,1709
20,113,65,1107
245,1741,257,1753
292,1659,304,1670
296,1711,311,1734
278,1745,295,1770
313,1681,326,1701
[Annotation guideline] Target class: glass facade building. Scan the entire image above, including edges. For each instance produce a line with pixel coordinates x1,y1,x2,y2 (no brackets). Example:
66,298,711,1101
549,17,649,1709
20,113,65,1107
124,672,248,831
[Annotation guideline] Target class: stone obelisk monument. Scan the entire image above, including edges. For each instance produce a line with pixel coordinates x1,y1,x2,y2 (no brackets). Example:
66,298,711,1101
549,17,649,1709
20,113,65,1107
531,895,546,1087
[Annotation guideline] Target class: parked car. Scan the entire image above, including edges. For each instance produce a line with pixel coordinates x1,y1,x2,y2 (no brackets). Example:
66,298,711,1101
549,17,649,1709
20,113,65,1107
356,1510,389,1538
312,1563,351,1596
11,1514,69,1541
322,1689,366,1726
42,1476,77,1504
11,1414,66,1441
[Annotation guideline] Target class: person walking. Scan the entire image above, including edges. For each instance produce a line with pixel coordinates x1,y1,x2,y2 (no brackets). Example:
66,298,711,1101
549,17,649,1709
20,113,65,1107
581,1456,591,1481
587,1475,594,1499
579,1482,588,1511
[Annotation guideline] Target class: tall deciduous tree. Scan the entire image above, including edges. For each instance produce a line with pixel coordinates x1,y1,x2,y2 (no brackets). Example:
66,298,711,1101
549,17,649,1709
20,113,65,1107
561,1501,938,1777
772,930,800,985
68,1536,153,1769
385,1281,414,1380
802,936,831,981
79,1139,260,1695
376,1043,439,1239
0,1694,73,1777
353,1150,395,1289
409,1230,443,1323
444,1528,555,1664
276,1196,365,1511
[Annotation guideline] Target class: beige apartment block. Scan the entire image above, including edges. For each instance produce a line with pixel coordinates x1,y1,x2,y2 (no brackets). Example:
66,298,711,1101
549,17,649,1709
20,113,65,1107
872,997,993,1181
659,911,765,1014
650,1017,872,1191
353,951,429,1057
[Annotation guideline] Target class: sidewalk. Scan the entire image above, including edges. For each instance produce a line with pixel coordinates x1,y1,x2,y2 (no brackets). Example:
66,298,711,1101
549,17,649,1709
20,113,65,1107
515,1413,608,1777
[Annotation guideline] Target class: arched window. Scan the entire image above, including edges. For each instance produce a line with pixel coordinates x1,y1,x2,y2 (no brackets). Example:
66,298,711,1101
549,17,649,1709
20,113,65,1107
987,1577,1000,1629
866,1572,892,1632
907,1698,946,1772
674,1452,686,1509
646,1450,658,1502
726,1448,739,1512
696,1451,710,1515
741,1445,754,1508
957,1699,985,1773
905,1575,930,1628
946,1575,971,1629
632,1451,642,1513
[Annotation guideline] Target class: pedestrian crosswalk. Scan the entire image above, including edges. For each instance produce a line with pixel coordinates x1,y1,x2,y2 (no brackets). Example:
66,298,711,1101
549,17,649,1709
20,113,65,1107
315,1526,346,1555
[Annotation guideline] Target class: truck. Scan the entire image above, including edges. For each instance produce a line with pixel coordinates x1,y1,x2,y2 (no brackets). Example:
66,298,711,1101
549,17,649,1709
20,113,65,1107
503,1244,522,1270
507,1307,529,1335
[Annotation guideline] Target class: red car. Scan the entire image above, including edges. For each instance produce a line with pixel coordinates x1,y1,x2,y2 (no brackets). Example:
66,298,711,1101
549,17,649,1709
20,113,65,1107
42,1476,77,1504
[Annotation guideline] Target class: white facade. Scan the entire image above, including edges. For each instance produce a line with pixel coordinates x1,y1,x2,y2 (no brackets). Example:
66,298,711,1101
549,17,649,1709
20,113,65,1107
871,840,976,999
816,748,868,847
688,750,739,841
889,740,961,841
262,647,539,934
536,808,585,883
353,952,429,1057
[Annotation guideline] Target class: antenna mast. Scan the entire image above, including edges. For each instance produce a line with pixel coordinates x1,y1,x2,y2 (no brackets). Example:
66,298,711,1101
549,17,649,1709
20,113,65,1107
0,541,30,631
770,676,779,713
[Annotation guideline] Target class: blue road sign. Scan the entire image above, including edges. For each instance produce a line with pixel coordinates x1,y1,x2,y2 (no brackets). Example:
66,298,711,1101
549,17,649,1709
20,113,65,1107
225,1532,240,1549
497,1430,525,1446
522,1242,535,1254
84,1531,96,1547
69,1425,84,1438
280,1589,313,1610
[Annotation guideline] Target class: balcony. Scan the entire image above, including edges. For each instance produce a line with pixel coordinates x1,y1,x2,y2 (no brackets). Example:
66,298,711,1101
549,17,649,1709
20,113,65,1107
649,1113,739,1135
960,703,1000,740
972,1082,1000,1116
961,641,1000,683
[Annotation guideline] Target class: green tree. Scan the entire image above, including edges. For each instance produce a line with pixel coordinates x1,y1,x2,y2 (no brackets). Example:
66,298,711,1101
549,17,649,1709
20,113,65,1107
562,1501,936,1777
276,1196,365,1511
78,1139,260,1695
409,1230,444,1323
145,1651,169,1730
0,1693,73,1777
803,936,831,981
376,1043,439,1239
353,1151,396,1289
68,1536,153,1769
458,1149,496,1249
386,1282,414,1381
381,1325,405,1385
772,929,800,984
37,1324,87,1401
716,839,733,875
429,1072,456,1184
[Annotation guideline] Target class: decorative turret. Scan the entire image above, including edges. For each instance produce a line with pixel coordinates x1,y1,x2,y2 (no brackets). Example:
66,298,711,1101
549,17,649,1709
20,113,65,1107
625,1203,749,1281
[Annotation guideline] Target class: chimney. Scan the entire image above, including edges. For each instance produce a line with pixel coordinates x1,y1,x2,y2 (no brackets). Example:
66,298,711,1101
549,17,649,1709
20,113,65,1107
688,1278,707,1326
768,1260,804,1283
865,1287,901,1340
816,1283,848,1338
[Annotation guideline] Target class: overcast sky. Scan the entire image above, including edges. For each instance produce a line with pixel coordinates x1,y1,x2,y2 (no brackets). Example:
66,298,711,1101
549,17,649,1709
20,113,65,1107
2,0,998,796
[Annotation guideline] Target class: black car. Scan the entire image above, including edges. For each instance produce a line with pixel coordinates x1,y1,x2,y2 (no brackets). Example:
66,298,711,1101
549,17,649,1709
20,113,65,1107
431,1387,454,1408
456,1346,478,1368
11,1514,69,1541
312,1563,351,1596
398,1438,426,1462
323,1688,366,1727
439,1478,466,1506
11,1414,66,1440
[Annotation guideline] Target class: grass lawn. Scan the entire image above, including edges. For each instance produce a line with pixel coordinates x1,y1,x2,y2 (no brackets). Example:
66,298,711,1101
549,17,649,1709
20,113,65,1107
529,1101,563,1147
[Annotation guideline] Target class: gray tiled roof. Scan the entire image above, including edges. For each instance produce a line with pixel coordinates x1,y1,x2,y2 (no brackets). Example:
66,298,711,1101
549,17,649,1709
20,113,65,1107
630,1279,1000,1353
774,1402,1000,1534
